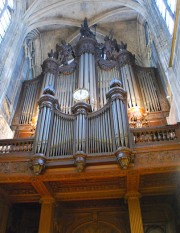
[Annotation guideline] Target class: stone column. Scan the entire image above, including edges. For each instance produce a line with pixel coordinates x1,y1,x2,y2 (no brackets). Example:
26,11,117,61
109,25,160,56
126,193,144,233
0,193,10,233
38,197,55,233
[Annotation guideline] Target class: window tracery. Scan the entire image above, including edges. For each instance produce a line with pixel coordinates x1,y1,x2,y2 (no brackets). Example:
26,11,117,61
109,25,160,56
155,0,177,34
0,0,14,43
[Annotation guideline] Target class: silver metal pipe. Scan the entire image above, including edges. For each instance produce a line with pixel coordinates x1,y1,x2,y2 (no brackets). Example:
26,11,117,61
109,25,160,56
137,73,147,111
129,65,141,107
112,101,119,148
116,98,124,147
84,53,89,90
79,55,84,88
120,100,129,147
50,113,56,156
92,55,97,110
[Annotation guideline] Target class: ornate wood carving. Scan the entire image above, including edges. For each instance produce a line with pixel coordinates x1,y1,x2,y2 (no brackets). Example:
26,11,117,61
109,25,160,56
98,59,117,71
41,58,59,75
0,162,30,174
75,37,97,57
117,50,135,67
59,61,77,75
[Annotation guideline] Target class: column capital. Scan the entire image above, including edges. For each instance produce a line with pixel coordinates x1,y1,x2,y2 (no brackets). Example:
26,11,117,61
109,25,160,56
125,192,141,200
40,196,55,204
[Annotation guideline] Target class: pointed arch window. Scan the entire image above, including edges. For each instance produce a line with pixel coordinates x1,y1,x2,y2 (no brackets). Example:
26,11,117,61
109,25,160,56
0,0,14,43
155,0,177,34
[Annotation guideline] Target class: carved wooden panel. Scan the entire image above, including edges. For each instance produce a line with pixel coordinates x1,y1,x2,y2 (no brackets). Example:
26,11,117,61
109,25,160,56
0,182,37,195
54,200,130,233
140,172,179,189
46,177,126,193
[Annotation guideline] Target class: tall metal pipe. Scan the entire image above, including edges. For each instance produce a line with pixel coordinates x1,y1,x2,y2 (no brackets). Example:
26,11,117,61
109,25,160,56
41,57,59,95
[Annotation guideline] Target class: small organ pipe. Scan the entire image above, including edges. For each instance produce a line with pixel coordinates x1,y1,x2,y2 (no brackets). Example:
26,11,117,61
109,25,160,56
116,98,124,147
79,55,84,88
112,100,119,147
89,54,94,106
84,53,89,90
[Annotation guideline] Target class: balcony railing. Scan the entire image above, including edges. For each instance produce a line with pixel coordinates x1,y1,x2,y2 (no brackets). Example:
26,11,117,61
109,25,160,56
0,123,179,157
0,138,34,154
131,124,180,147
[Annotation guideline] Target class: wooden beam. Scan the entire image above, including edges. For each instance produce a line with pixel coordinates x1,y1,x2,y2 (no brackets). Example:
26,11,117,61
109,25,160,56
31,180,53,197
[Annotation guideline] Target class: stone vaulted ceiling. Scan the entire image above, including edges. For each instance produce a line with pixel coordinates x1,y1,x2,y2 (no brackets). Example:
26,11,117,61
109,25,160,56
21,0,148,62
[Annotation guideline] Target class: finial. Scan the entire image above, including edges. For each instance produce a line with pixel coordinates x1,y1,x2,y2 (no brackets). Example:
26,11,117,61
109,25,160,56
43,85,55,96
110,78,122,88
48,49,55,58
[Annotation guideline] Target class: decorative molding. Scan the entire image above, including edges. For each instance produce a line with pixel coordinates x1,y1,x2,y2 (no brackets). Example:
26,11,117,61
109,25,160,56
0,182,37,195
75,37,97,57
41,58,59,75
59,61,76,75
136,151,180,164
0,162,30,174
98,58,117,71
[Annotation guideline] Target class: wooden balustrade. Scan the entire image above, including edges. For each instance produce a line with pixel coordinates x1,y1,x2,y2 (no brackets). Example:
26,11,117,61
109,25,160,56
2,114,180,157
0,138,34,154
132,124,180,145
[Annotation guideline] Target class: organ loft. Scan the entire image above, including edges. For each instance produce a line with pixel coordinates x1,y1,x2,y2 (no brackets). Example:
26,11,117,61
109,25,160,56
0,19,179,233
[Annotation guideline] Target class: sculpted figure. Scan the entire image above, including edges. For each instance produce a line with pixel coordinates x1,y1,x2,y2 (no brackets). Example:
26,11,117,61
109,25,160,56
103,30,118,60
80,17,95,39
56,40,73,65
118,41,127,51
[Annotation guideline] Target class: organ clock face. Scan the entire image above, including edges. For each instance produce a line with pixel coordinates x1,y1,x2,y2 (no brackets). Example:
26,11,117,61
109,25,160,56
73,88,89,101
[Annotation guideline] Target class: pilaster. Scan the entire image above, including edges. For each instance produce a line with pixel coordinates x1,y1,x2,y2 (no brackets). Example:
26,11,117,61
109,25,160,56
126,192,144,233
38,196,55,233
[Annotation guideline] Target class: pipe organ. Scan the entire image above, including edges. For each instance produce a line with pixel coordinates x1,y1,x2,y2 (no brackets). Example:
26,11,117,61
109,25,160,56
11,19,170,169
